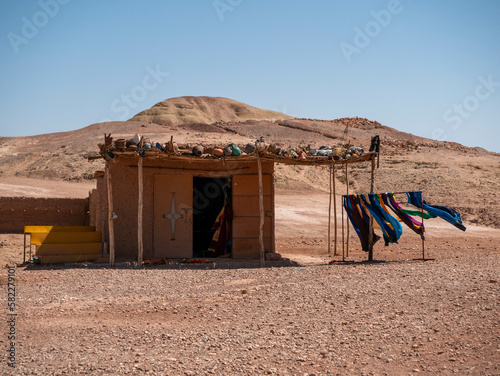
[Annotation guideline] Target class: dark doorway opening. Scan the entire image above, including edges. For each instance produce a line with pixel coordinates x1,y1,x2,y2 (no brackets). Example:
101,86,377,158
193,177,232,258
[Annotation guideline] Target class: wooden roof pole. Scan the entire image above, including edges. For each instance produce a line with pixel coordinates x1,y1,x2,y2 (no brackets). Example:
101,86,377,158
421,200,426,260
333,166,338,256
328,166,332,254
257,154,265,267
106,161,115,267
342,194,345,262
345,164,349,258
137,157,144,265
368,156,376,261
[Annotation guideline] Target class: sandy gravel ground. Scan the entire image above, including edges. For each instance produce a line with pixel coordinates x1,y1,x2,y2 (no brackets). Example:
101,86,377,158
0,192,499,375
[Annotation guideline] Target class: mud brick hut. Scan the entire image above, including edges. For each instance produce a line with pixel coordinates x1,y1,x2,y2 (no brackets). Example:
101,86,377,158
89,136,377,266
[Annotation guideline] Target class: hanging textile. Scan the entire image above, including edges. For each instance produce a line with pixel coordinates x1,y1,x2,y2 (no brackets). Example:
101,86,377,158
407,191,466,231
359,194,400,246
343,190,466,253
343,195,380,252
369,135,380,153
358,196,372,223
369,194,403,240
400,208,436,219
382,193,425,237
209,187,233,256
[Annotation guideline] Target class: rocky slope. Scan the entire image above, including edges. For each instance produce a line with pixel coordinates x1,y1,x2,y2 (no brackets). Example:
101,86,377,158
0,97,499,228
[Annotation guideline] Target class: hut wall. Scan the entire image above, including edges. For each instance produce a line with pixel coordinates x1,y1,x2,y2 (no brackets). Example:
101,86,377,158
89,175,108,241
232,174,273,258
0,197,89,233
103,156,274,260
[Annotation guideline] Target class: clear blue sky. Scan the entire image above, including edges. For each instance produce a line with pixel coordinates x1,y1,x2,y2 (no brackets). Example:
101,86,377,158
1,0,499,152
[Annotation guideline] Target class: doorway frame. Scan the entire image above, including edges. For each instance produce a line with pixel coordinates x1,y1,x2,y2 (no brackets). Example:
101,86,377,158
193,175,232,258
153,172,232,258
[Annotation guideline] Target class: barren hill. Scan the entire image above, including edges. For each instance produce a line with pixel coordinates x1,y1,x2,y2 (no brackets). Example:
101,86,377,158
0,97,499,228
130,96,294,125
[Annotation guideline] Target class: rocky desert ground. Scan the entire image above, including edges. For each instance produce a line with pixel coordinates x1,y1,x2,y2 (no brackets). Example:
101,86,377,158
0,194,499,376
0,97,499,375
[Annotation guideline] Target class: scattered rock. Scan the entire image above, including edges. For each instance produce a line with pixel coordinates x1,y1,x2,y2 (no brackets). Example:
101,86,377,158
265,252,282,261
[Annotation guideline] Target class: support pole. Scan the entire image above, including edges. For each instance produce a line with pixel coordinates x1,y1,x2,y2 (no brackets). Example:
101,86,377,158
345,164,349,258
333,167,338,256
368,157,376,261
421,200,425,260
341,195,345,262
257,155,265,267
23,233,26,263
328,166,332,254
137,157,144,265
106,162,115,267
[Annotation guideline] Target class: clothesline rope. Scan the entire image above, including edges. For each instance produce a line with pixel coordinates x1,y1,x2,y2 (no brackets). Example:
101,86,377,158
342,190,422,197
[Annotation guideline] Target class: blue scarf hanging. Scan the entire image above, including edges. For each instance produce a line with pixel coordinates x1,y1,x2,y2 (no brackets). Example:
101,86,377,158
407,191,466,231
